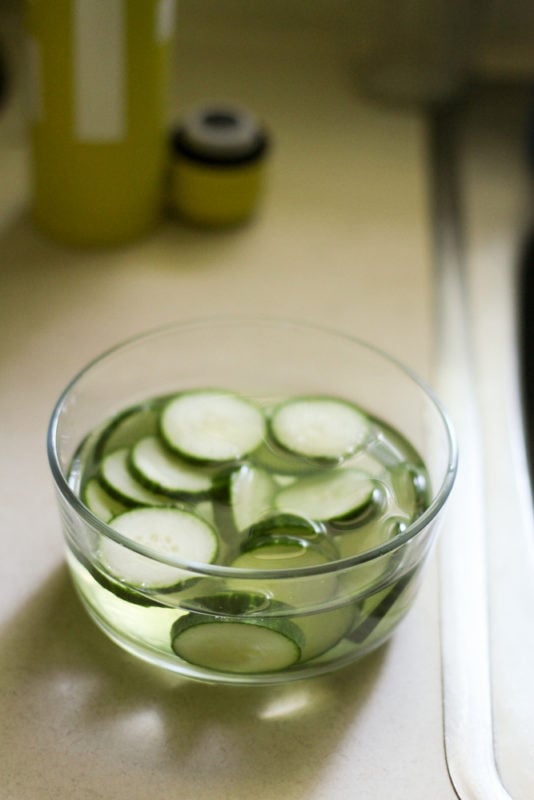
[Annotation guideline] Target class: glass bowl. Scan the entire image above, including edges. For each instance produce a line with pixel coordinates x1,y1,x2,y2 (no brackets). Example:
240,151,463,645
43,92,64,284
47,316,457,685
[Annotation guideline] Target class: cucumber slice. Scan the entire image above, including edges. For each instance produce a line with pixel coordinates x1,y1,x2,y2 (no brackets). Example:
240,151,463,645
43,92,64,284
273,474,298,487
195,500,215,525
270,396,370,462
274,468,380,523
390,463,429,519
334,513,408,560
382,515,410,538
99,506,219,589
305,635,355,666
244,513,338,561
250,440,319,476
130,435,214,499
94,404,160,459
181,590,273,616
296,603,357,661
229,542,337,606
245,511,326,539
66,543,168,608
82,477,126,522
233,540,330,570
230,464,277,532
170,613,303,673
349,568,416,644
160,389,266,464
100,448,169,507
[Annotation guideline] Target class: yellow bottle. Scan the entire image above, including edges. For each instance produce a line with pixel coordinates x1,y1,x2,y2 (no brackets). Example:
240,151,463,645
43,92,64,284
25,0,175,246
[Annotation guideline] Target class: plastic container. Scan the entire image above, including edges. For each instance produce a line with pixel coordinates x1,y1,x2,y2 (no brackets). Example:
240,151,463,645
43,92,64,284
169,103,268,226
25,0,176,246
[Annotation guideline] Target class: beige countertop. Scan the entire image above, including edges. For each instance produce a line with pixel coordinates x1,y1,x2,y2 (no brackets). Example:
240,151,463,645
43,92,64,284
0,8,457,799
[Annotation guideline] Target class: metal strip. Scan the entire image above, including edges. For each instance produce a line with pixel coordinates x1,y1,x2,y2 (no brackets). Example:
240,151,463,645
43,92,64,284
428,108,511,800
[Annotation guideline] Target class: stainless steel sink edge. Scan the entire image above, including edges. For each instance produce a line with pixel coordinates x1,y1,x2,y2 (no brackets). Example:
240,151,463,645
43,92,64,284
429,92,534,798
460,87,534,798
429,108,512,800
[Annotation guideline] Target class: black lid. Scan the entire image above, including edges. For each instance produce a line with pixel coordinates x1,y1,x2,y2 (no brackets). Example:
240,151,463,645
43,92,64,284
171,103,268,166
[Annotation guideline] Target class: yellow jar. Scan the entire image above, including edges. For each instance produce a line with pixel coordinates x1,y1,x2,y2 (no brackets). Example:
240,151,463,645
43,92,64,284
169,104,269,227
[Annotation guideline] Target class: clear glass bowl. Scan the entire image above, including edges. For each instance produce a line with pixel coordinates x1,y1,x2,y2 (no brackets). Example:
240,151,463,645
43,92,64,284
47,317,457,685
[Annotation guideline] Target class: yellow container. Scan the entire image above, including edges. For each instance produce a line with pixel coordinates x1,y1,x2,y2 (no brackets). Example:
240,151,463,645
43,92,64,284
169,104,268,227
25,0,175,246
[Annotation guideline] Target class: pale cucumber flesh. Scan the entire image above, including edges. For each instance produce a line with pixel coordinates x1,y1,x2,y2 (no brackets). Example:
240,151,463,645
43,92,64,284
171,615,303,673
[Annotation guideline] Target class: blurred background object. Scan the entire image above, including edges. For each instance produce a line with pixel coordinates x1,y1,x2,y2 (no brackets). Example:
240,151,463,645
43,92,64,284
0,37,7,111
1,1,534,129
24,0,176,247
1,0,534,244
169,102,269,227
0,0,26,139
353,0,484,107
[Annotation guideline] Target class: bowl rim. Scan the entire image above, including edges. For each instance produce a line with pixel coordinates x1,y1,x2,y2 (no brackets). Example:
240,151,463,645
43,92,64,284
47,314,458,579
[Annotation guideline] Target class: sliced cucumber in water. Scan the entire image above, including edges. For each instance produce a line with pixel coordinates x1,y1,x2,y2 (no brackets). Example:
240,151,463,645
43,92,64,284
82,477,126,523
390,462,429,519
244,512,338,560
349,568,417,644
94,403,160,459
130,435,214,499
100,448,170,507
71,385,431,679
250,440,320,476
99,506,219,589
195,500,215,525
274,468,381,524
233,540,331,571
170,612,304,673
180,590,274,616
229,541,337,606
295,603,358,661
66,543,169,608
269,395,370,462
230,464,277,532
160,389,266,464
334,517,386,559
173,588,355,667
